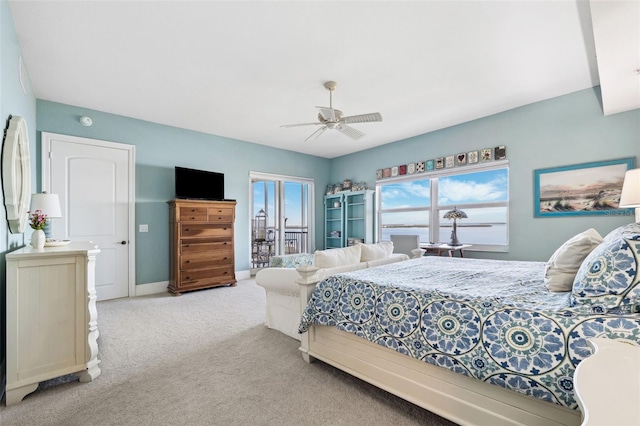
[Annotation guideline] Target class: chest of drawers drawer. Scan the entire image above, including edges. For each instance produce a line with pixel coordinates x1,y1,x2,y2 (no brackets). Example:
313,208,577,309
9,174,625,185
180,250,233,270
180,224,232,238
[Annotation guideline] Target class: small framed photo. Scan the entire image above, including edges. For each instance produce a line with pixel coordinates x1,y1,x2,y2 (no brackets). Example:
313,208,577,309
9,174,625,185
435,158,444,169
416,161,425,173
426,160,435,171
391,166,399,177
376,169,383,180
445,155,455,168
399,165,407,175
481,148,492,161
407,163,416,174
383,168,391,178
456,153,467,166
468,151,479,164
495,146,506,160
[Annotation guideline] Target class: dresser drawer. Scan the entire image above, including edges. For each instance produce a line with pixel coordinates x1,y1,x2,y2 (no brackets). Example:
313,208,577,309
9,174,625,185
207,208,234,222
181,241,231,254
179,207,208,221
179,266,234,287
181,224,232,238
180,251,233,270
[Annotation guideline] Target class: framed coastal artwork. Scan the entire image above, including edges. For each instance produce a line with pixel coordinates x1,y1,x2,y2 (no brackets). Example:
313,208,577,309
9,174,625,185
534,158,635,217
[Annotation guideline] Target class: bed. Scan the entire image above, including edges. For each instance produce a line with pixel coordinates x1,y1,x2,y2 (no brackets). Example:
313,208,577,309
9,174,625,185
296,224,640,426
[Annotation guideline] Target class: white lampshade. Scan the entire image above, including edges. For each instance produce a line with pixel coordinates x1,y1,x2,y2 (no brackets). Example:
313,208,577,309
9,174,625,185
30,192,62,217
619,169,640,208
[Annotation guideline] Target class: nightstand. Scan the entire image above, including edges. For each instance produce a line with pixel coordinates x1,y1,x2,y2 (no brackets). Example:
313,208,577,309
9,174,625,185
421,243,471,257
574,338,640,426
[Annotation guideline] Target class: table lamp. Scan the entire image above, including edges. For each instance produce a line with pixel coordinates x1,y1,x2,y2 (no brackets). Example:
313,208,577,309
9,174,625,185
443,207,467,246
619,168,640,223
30,192,62,238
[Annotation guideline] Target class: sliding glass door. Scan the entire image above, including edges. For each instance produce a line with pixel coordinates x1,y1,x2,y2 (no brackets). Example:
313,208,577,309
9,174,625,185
250,172,314,270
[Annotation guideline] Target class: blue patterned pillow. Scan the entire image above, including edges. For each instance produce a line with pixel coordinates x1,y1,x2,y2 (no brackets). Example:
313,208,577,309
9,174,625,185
603,223,640,242
572,236,640,313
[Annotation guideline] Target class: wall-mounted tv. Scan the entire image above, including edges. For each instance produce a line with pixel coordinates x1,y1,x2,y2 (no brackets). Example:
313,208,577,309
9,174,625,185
175,166,225,201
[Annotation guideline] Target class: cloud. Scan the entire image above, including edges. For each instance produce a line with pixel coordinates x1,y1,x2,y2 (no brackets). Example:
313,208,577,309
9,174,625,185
439,174,507,204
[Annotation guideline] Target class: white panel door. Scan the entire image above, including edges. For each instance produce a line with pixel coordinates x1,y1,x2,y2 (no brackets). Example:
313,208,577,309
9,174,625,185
43,133,134,301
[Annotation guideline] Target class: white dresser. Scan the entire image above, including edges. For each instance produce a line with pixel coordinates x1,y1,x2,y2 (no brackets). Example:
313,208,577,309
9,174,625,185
5,241,101,405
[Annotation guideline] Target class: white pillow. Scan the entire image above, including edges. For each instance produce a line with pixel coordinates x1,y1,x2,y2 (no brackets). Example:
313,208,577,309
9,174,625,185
544,228,603,292
314,245,362,269
359,241,394,262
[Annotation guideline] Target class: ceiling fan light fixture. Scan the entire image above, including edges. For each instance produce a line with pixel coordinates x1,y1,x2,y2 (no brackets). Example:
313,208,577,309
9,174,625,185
280,81,382,142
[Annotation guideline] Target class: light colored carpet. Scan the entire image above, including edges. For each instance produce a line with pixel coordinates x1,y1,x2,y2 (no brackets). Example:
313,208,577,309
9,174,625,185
0,279,456,426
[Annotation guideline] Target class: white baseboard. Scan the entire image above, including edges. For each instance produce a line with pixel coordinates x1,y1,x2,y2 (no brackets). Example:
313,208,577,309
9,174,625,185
236,269,251,280
134,271,251,297
134,281,169,296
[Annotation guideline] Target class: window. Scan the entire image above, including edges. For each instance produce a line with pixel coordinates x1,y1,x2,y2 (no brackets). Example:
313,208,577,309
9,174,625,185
377,161,508,251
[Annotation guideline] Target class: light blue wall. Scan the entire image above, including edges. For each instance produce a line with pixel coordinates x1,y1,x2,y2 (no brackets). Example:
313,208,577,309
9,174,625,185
331,87,640,262
35,101,332,284
0,0,37,397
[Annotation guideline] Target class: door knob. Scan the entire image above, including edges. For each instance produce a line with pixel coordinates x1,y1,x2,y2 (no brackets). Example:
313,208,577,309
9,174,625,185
118,240,127,245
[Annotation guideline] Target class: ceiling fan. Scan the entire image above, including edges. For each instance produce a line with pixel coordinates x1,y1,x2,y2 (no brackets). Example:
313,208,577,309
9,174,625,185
281,81,382,142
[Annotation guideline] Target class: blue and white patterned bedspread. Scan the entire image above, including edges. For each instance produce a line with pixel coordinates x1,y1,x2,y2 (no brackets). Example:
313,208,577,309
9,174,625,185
298,256,640,409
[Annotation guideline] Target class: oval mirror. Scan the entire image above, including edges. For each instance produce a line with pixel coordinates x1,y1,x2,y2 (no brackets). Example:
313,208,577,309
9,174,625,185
2,115,31,233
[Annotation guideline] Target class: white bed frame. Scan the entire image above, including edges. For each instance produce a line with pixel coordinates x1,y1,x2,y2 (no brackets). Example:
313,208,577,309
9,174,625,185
296,266,582,426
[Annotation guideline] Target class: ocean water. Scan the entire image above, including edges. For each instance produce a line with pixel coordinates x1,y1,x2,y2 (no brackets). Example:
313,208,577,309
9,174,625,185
381,224,507,245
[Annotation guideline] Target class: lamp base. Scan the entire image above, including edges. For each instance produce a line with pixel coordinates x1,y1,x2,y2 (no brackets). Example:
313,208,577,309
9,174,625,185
449,230,461,246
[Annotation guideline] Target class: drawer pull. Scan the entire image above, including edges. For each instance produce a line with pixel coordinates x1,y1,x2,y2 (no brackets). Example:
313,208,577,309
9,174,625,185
190,217,196,220
224,257,228,260
185,276,190,280
185,228,189,231
223,271,228,274
218,217,222,220
185,244,190,248
186,260,190,263
191,209,196,212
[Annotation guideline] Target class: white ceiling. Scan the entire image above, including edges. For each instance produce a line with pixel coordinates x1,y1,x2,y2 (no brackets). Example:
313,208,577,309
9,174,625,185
8,1,639,159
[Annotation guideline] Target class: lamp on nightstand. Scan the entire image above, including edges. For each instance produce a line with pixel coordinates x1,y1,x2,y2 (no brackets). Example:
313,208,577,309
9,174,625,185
443,207,467,246
619,168,640,223
29,192,62,238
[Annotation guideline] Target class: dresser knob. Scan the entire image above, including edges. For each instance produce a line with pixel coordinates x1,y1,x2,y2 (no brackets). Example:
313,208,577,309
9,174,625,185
185,228,189,231
186,260,190,263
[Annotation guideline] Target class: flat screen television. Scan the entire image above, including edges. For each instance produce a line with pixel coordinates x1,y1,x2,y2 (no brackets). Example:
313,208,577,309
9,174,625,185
175,166,225,201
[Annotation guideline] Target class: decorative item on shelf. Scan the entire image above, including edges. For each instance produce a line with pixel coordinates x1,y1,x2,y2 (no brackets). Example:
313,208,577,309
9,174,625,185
254,209,267,241
333,183,342,193
342,179,352,190
443,207,468,246
30,192,62,238
326,184,334,195
619,168,640,223
334,201,341,208
352,182,366,191
28,209,48,249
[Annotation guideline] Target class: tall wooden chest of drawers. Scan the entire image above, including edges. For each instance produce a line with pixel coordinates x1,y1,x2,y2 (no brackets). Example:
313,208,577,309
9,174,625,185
168,199,237,295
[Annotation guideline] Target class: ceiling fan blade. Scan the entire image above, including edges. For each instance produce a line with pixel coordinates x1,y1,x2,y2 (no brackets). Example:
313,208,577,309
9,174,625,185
341,112,382,124
336,124,365,141
280,122,323,128
305,126,327,142
316,107,336,122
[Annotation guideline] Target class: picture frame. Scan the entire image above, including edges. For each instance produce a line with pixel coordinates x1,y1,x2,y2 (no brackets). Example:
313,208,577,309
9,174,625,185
534,158,635,217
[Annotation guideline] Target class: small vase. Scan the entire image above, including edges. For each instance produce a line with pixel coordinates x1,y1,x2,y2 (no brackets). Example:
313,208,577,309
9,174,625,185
31,229,46,249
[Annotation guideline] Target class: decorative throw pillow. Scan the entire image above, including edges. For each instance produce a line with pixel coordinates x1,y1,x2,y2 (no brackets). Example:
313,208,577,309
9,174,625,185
602,223,640,243
572,236,640,313
544,228,603,292
314,245,362,269
359,241,394,262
